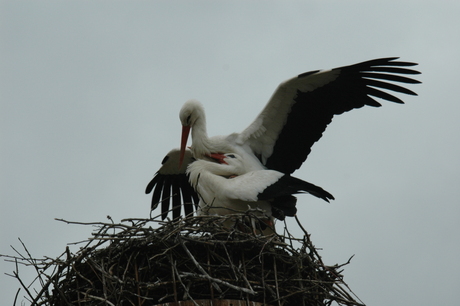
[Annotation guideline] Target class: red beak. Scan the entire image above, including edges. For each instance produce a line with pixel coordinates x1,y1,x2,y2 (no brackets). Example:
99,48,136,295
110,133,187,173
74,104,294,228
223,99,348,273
179,125,191,168
208,153,228,164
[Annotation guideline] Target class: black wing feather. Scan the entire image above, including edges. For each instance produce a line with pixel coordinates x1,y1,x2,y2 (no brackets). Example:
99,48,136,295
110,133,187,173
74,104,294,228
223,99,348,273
365,79,418,95
172,180,181,219
161,177,172,219
367,66,420,75
366,87,405,104
182,176,198,216
361,72,420,84
150,176,164,210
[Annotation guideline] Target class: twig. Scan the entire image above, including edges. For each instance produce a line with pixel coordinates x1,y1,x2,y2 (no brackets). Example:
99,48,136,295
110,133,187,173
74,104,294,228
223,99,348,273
171,262,200,306
180,239,222,293
180,272,256,295
12,259,35,302
13,288,20,306
273,255,281,306
169,253,178,303
77,292,116,306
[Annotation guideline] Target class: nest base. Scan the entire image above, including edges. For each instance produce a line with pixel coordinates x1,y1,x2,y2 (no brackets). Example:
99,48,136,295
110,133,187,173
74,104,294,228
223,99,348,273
3,215,363,306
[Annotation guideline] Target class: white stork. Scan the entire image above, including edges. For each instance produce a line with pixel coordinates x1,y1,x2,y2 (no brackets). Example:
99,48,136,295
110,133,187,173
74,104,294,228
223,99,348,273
147,57,420,219
186,153,334,232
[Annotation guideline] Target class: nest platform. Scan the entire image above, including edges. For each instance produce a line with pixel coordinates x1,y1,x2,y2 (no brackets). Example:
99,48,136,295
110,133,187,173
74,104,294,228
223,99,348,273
4,214,364,306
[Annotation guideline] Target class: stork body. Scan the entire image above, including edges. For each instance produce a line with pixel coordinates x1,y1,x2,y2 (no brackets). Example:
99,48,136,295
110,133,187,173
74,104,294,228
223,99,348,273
186,153,334,232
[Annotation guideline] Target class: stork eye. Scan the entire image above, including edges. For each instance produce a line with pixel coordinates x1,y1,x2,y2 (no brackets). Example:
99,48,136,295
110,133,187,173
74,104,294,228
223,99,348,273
227,154,236,158
186,115,191,125
161,155,169,165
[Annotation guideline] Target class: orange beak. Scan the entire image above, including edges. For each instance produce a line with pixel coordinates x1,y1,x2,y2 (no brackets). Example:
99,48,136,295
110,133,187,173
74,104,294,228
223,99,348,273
179,125,191,168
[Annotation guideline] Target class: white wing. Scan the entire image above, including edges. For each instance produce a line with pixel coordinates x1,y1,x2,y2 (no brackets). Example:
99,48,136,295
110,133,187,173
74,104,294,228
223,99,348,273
218,170,285,202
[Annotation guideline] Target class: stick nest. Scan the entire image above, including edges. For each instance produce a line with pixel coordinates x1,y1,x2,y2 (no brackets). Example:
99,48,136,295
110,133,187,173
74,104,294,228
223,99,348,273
4,214,364,306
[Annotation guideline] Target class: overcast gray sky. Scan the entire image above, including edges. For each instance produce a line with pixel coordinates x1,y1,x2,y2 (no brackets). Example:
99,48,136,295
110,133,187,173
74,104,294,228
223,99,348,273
1,1,459,305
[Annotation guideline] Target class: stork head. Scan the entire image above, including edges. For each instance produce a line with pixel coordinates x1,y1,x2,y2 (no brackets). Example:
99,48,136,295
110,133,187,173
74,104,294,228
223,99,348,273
208,153,228,164
179,99,205,168
179,99,203,127
208,153,245,174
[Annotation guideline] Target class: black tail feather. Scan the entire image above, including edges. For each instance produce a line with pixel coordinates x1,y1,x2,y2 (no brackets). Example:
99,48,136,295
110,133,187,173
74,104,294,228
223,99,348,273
259,175,334,203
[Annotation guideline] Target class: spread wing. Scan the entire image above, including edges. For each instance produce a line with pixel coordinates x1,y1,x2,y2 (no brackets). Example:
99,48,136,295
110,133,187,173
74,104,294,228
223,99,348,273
240,57,420,174
145,148,199,220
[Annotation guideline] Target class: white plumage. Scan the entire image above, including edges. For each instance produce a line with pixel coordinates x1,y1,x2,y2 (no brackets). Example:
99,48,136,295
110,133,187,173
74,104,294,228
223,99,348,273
186,154,282,217
186,153,334,232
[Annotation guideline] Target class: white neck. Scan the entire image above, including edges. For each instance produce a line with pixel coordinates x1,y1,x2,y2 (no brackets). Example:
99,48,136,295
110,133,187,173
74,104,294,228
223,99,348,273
191,113,213,158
